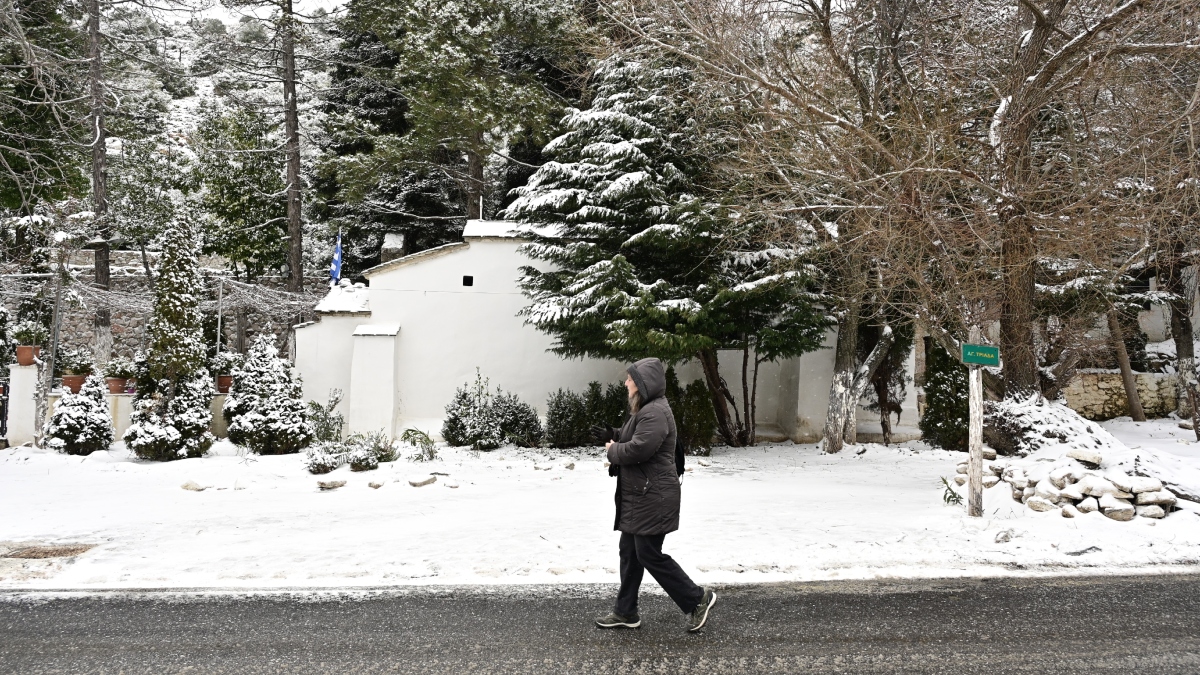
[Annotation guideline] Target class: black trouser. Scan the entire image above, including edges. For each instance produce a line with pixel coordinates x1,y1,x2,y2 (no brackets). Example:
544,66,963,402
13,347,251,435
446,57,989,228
615,532,704,616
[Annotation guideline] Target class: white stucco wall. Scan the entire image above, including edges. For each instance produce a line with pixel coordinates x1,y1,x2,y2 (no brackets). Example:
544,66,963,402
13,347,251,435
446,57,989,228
294,223,840,442
294,313,364,427
347,326,400,437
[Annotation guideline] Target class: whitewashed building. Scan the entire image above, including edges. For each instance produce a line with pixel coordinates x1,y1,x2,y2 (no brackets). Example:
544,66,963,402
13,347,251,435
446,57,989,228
294,221,916,443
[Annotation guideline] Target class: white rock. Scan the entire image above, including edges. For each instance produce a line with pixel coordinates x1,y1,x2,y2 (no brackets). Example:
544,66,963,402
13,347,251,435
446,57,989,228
1034,478,1062,503
1061,503,1082,518
1059,483,1085,501
563,462,575,470
443,480,460,489
988,464,1006,477
983,475,1000,488
983,447,997,461
1049,466,1075,490
534,463,553,471
1023,486,1036,501
1105,471,1135,493
317,480,346,491
954,475,967,486
408,476,437,487
1076,475,1128,499
1027,496,1057,512
1067,448,1103,467
1126,476,1164,494
995,529,1015,543
1008,469,1030,490
368,482,383,489
1077,496,1099,513
1136,505,1166,519
956,462,967,475
1011,486,1024,502
1099,494,1135,521
1136,489,1177,507
181,481,206,492
698,459,711,467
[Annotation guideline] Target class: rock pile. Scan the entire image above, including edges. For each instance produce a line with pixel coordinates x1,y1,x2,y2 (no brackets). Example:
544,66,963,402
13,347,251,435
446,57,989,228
963,449,1182,520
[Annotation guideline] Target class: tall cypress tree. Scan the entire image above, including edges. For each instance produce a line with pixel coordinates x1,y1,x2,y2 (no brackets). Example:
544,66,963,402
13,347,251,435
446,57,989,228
124,214,214,460
506,51,828,446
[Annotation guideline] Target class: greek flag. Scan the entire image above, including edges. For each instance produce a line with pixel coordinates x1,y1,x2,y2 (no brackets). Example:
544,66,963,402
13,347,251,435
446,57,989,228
329,231,343,287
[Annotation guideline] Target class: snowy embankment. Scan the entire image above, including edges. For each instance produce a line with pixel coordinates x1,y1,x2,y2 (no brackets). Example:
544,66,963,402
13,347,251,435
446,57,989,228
2,419,1199,591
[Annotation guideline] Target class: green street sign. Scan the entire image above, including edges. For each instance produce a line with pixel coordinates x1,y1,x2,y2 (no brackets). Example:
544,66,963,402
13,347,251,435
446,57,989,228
961,343,1000,367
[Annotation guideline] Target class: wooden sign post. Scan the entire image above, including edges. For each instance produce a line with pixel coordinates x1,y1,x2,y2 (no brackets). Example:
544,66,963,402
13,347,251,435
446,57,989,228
961,332,999,518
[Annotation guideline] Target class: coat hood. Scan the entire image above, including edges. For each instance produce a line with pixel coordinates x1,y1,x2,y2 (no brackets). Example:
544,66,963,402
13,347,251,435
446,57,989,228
627,358,666,403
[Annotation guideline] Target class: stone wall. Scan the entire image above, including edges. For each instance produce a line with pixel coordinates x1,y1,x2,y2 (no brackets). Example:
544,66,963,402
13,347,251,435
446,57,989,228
1061,370,1178,420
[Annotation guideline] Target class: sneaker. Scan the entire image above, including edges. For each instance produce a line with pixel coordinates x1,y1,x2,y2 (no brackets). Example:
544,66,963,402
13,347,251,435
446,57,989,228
686,588,716,632
595,611,641,629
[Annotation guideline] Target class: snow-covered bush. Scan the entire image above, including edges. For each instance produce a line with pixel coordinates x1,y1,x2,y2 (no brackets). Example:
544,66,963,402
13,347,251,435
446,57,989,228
919,342,969,451
124,217,214,461
307,389,344,443
545,388,589,448
12,320,48,346
303,442,345,474
209,351,242,376
54,347,94,376
346,430,396,471
43,374,113,455
400,428,437,461
126,375,215,460
103,356,137,379
223,336,312,455
665,370,716,454
443,371,542,450
545,381,627,448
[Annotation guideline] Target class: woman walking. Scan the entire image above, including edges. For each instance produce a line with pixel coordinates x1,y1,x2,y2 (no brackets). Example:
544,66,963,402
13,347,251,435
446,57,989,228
593,357,716,632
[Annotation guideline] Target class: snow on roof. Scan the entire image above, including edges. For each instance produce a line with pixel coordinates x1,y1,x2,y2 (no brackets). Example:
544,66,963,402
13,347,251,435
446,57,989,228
462,219,558,239
353,324,399,336
315,279,370,314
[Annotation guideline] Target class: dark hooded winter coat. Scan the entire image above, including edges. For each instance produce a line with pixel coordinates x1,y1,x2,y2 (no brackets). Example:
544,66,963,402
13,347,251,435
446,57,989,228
607,358,680,535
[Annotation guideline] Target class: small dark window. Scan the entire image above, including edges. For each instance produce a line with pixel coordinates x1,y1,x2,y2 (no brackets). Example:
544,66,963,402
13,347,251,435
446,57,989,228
462,275,474,287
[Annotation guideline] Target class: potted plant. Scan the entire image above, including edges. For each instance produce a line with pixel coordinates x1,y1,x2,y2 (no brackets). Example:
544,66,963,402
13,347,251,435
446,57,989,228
13,321,48,366
55,348,95,394
103,356,137,394
210,351,242,394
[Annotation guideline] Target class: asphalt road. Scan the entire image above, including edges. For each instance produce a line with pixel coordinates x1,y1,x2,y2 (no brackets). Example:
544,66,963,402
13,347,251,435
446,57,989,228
2,574,1199,674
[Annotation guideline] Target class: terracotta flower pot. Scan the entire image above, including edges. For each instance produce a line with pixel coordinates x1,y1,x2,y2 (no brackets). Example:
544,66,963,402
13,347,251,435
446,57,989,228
105,377,128,394
61,374,86,394
216,375,233,394
16,345,41,367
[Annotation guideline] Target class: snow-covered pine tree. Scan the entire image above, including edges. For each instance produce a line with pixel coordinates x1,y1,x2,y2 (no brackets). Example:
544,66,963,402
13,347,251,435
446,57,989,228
505,49,827,446
44,374,114,455
223,335,312,455
124,215,214,460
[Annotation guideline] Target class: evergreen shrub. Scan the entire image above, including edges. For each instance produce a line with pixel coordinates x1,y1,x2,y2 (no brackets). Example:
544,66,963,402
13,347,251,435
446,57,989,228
12,320,48,346
664,367,717,454
124,218,214,461
545,382,627,448
44,374,113,455
54,347,94,376
442,370,543,449
919,341,969,451
223,336,312,455
307,389,345,442
400,428,437,461
303,442,344,474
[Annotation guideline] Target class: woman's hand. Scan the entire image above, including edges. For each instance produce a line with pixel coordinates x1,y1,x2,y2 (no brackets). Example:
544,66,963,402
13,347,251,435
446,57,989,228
605,440,614,451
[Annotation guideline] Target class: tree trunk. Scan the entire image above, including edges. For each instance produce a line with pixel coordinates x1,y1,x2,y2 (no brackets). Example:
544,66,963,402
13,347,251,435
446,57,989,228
842,325,894,445
1107,310,1146,422
873,372,892,445
1170,300,1200,442
87,0,111,366
466,130,485,220
697,347,744,447
823,303,860,453
282,0,303,293
235,307,249,354
999,207,1037,398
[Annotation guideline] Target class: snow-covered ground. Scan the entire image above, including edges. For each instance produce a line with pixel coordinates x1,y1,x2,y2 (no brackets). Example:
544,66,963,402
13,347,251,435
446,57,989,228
2,418,1199,591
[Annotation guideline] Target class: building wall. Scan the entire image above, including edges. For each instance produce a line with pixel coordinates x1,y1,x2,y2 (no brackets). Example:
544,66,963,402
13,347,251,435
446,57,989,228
296,235,839,442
